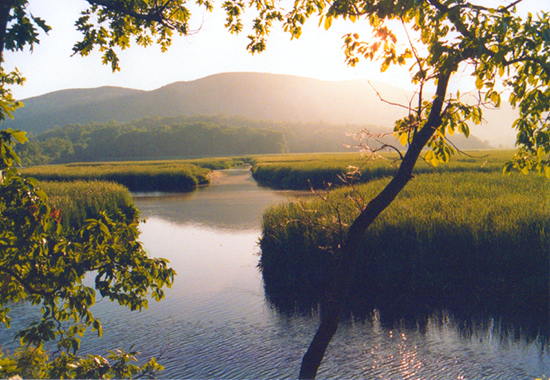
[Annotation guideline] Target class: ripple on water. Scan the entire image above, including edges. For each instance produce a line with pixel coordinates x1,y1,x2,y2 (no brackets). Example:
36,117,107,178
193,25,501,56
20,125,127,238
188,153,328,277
1,170,548,379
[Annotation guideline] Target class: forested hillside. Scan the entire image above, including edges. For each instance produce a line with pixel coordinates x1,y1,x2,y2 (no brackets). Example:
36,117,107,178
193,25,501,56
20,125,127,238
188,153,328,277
16,115,492,165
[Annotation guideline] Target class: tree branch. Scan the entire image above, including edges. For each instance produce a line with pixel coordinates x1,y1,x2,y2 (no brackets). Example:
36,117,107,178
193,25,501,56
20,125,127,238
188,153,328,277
368,81,410,110
0,265,52,297
426,0,550,79
454,0,524,12
502,56,550,77
426,0,473,39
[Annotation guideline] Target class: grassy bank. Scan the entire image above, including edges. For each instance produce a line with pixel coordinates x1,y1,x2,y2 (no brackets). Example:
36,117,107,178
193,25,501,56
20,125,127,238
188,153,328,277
22,157,250,192
259,171,549,325
41,181,134,229
23,157,249,228
184,157,250,170
23,161,206,192
250,150,512,189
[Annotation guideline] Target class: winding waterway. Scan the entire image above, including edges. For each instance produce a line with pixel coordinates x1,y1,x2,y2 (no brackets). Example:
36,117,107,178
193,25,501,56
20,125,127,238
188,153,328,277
3,168,549,378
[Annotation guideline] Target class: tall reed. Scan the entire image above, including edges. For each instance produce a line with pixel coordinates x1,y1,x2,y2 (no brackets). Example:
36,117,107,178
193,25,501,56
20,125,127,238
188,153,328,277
40,181,134,229
22,157,253,192
260,171,549,324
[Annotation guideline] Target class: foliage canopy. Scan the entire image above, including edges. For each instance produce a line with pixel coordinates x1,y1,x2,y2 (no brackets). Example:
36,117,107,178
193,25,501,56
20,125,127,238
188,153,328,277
0,129,175,377
1,1,187,376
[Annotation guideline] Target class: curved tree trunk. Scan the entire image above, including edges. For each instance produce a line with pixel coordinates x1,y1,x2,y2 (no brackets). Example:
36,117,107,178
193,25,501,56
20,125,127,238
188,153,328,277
298,71,452,379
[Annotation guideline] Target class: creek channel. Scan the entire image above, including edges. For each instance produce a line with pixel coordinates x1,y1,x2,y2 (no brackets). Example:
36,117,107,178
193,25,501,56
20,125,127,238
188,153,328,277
4,168,549,378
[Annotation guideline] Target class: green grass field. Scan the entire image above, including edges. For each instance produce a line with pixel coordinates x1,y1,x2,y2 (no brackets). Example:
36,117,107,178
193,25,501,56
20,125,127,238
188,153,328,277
23,161,207,192
23,150,549,326
23,157,249,227
22,150,512,192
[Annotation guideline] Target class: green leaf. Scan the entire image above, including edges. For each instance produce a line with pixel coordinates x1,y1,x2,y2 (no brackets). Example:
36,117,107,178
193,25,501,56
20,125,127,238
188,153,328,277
458,122,470,138
475,77,484,90
9,130,27,144
396,132,409,146
425,150,434,162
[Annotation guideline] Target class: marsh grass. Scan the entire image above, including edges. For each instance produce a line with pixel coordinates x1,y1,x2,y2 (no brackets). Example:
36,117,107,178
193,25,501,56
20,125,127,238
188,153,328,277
23,157,248,227
250,150,512,189
184,157,249,169
22,157,250,192
260,171,549,324
23,162,209,192
40,181,134,229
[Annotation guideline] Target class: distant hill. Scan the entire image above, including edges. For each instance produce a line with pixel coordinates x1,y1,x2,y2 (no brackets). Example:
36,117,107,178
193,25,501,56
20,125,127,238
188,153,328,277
7,72,415,135
5,72,501,151
9,86,146,133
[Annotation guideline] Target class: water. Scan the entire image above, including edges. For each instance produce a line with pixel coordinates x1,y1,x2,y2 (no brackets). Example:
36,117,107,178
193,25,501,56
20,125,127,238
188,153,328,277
2,168,549,378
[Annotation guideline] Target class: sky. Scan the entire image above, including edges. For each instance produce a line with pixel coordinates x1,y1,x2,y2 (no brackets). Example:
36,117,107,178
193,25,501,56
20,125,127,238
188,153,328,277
7,0,547,99
3,0,550,146
5,0,398,100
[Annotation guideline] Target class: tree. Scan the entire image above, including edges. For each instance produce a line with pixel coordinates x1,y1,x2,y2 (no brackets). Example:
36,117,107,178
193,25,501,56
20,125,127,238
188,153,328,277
227,0,549,378
0,0,193,376
0,128,177,377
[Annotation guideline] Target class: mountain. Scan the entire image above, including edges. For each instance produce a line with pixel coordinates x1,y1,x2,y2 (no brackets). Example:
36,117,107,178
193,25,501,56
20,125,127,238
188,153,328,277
6,73,413,135
8,87,146,134
5,72,515,147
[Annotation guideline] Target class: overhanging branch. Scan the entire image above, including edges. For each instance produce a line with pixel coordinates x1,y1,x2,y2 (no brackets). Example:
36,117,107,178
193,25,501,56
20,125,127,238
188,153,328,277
0,265,52,297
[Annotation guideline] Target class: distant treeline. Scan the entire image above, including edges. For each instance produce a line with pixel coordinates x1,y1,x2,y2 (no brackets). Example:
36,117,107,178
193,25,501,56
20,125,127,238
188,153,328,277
16,116,285,165
15,115,493,165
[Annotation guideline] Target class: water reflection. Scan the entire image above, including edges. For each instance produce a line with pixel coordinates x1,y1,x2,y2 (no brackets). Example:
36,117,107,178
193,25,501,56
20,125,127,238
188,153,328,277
0,168,548,379
265,283,549,345
134,168,310,231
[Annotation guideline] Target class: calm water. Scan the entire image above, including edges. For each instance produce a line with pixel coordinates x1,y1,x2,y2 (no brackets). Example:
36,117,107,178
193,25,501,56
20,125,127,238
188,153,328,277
3,168,549,378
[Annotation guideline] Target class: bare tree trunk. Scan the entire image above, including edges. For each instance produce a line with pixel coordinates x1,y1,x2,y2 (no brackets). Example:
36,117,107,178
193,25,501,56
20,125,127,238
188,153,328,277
298,71,452,379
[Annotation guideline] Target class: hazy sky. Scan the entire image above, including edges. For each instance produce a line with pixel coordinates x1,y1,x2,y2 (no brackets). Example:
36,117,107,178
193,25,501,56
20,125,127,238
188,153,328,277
5,0,391,99
6,0,548,101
